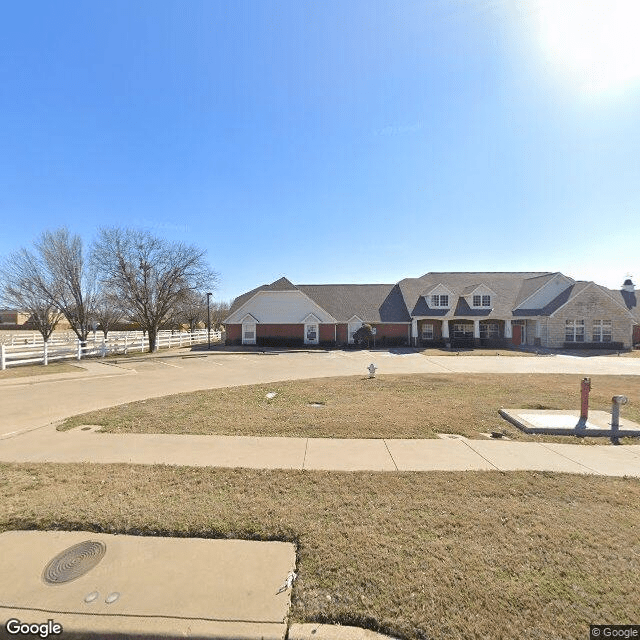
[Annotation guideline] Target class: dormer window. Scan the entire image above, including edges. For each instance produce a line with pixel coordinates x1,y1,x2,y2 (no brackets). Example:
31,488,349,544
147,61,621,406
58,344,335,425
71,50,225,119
431,294,449,307
473,294,491,307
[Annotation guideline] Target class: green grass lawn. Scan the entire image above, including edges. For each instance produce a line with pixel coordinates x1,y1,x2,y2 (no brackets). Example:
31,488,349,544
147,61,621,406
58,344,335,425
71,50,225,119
59,373,640,443
2,463,638,640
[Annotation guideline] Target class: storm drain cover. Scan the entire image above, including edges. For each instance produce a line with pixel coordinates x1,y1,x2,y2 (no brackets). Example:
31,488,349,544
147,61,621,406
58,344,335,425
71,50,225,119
42,540,106,585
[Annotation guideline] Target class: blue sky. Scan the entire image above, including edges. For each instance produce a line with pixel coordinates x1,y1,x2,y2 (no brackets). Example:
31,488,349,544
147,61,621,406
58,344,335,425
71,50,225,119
1,0,639,302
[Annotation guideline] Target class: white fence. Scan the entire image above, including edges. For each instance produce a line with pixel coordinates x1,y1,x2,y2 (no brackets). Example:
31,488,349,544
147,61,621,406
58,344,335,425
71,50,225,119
0,329,222,370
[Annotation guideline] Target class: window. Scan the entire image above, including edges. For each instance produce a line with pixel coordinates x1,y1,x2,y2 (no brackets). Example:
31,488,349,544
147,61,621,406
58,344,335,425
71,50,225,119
242,322,256,344
453,323,473,338
431,294,449,307
422,323,434,340
479,323,499,339
306,324,318,341
473,294,491,307
565,319,585,342
592,320,612,342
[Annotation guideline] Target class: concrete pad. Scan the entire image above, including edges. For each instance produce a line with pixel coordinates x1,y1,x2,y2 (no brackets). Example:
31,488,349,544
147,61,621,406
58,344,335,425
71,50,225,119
500,409,640,437
462,440,595,474
303,438,396,471
542,443,640,477
0,530,296,640
385,438,495,471
290,623,400,640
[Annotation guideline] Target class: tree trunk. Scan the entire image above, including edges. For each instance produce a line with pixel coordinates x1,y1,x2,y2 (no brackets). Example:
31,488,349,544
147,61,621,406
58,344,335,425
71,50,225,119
148,327,158,353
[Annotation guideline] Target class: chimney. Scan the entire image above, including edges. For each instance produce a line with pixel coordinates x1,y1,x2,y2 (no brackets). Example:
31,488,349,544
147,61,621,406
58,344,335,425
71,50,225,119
622,277,635,293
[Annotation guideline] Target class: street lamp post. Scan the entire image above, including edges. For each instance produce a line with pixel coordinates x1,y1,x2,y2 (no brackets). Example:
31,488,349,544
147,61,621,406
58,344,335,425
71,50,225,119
206,292,213,350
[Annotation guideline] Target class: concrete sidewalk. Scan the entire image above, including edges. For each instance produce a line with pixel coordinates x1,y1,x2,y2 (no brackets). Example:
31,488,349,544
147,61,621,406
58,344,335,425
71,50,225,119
2,425,639,477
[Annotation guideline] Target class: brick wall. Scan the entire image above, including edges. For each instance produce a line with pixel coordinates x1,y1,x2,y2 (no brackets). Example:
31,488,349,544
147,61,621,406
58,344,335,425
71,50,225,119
256,324,304,338
319,324,336,342
225,324,241,341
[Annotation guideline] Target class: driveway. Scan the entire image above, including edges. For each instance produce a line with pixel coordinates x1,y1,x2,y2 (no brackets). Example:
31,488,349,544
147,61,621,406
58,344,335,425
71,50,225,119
1,349,639,438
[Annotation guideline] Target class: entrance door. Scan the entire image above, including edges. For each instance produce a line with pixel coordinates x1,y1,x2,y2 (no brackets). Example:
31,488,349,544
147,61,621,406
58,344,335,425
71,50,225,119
512,325,522,346
304,323,319,345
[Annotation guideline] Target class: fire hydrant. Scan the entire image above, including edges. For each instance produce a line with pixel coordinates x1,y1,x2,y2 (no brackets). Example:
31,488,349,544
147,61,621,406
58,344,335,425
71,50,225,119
367,363,377,378
611,395,628,444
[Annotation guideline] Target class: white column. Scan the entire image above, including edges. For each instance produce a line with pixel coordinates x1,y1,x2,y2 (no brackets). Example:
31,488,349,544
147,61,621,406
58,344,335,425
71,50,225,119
411,319,418,346
441,321,449,339
535,319,541,338
504,320,512,339
473,320,480,339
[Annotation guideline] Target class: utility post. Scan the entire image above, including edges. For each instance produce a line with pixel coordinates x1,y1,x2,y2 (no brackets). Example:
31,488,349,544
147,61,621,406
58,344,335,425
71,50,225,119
206,292,213,350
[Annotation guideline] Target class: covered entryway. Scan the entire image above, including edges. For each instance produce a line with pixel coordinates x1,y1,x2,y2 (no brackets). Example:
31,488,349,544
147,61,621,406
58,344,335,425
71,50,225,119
240,314,258,345
303,314,321,345
347,316,363,344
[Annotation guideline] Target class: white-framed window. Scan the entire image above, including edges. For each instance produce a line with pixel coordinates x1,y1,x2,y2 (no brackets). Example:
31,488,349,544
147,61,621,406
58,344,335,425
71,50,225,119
431,294,449,307
592,320,612,342
421,323,434,340
306,324,318,341
479,323,499,339
453,323,473,338
242,322,256,344
472,294,491,307
565,319,585,342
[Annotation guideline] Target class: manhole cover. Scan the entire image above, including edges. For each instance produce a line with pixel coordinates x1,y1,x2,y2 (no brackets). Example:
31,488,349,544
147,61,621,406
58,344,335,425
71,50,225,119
42,540,106,585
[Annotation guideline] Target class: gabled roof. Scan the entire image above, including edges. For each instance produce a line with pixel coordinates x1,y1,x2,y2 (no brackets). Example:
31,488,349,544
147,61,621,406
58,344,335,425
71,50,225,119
513,272,569,308
227,277,299,316
399,272,553,319
265,276,298,291
298,283,411,323
513,282,590,316
461,283,496,296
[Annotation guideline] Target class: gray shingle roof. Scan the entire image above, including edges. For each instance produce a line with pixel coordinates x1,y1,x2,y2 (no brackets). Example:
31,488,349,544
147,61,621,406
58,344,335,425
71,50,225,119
398,272,554,319
514,273,562,307
228,272,639,324
299,284,411,323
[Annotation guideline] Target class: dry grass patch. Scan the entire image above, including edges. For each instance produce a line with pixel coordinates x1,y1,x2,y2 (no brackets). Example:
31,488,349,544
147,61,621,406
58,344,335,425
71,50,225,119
60,374,640,443
1,463,638,640
0,363,84,380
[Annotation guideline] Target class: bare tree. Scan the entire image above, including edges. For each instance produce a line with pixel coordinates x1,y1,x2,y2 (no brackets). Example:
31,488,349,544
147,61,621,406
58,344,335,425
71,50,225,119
172,290,207,333
7,229,98,348
0,252,62,342
93,228,217,352
93,289,124,338
209,300,231,330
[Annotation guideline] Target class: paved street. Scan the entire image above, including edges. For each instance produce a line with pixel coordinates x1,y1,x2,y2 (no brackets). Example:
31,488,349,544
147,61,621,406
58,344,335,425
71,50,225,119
2,349,640,438
1,349,639,477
